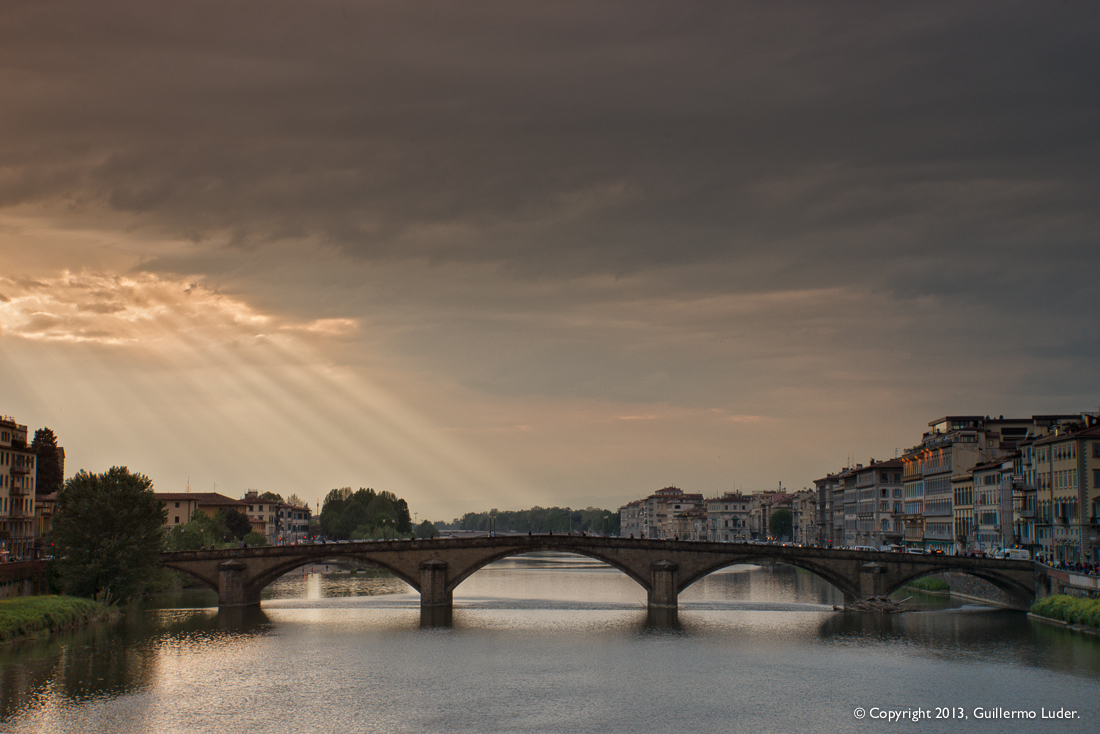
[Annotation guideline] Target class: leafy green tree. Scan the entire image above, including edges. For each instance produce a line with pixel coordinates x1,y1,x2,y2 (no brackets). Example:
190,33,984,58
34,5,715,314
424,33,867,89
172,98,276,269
166,509,225,550
50,466,167,600
319,486,415,540
416,520,440,539
260,491,284,503
436,505,620,535
221,507,253,541
769,508,793,540
31,427,64,495
243,531,269,547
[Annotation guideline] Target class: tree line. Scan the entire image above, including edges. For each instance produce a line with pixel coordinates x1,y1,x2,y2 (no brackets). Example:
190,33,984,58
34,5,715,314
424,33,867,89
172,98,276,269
435,506,620,536
42,454,437,601
318,487,424,540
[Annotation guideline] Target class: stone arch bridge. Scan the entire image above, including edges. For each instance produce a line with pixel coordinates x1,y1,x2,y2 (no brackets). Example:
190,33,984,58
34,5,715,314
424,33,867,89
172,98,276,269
161,535,1037,615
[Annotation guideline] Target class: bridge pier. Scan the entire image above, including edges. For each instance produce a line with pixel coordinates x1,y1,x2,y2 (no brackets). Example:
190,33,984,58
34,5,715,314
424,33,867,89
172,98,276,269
648,560,679,609
420,559,452,608
218,560,260,607
859,562,887,599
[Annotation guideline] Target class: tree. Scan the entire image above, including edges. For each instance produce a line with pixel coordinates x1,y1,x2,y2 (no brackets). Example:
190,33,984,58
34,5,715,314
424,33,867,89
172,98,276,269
260,491,284,503
243,531,268,547
415,520,440,539
286,493,308,509
166,509,224,551
31,427,64,495
50,466,166,600
221,507,253,541
769,508,793,540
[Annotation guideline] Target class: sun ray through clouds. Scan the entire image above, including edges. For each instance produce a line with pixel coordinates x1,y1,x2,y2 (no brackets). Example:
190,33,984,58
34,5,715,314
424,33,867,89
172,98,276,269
0,272,533,512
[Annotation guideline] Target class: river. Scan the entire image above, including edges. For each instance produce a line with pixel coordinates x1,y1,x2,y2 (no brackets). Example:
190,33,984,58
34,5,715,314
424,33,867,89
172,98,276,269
1,554,1098,733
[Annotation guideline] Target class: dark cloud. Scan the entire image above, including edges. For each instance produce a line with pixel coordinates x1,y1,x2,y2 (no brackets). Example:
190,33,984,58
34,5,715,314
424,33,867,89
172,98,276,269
3,2,1097,276
3,1,1098,413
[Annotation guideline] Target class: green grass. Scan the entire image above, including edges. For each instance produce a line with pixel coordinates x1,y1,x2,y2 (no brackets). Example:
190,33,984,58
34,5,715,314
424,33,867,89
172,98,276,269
1031,595,1100,629
0,595,112,643
907,577,950,592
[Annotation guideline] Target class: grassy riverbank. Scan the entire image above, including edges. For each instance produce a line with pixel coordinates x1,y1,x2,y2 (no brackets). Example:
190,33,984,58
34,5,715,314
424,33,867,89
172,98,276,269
1030,595,1100,630
0,595,115,643
906,577,950,592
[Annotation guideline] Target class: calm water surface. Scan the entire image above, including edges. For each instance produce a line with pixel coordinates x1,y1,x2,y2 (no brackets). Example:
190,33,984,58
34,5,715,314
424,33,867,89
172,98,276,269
2,555,1099,734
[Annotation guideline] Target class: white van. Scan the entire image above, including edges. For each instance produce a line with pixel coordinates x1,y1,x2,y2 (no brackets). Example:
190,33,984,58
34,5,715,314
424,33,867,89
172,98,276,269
853,546,876,553
995,548,1031,561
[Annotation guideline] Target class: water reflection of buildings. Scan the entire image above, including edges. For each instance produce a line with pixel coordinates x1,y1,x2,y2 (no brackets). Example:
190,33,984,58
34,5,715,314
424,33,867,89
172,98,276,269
0,606,275,720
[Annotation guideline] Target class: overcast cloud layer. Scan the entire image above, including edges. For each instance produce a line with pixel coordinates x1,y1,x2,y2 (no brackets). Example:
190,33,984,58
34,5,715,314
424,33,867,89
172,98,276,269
1,1,1098,518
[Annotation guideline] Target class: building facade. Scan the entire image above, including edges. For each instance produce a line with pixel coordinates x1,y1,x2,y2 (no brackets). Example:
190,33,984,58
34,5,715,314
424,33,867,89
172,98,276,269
0,417,36,560
705,493,751,542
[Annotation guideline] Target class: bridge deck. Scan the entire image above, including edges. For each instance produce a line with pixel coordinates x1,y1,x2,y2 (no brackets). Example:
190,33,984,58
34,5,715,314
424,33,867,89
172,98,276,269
162,536,1037,614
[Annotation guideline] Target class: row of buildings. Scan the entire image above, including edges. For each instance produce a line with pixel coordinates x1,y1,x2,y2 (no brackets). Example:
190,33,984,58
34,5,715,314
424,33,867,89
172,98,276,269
814,414,1100,563
619,485,818,546
0,413,311,560
157,489,312,544
618,412,1100,565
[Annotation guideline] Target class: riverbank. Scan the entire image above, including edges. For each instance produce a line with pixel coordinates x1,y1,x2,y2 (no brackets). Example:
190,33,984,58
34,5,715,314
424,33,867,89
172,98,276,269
0,595,115,643
1029,595,1100,635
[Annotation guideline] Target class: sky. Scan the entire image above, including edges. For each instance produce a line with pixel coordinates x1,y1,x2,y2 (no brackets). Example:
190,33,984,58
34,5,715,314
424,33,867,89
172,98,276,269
1,1,1098,521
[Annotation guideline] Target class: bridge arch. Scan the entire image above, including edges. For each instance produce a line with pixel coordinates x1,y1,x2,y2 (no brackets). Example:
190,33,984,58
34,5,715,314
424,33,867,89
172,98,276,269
886,566,1034,608
160,561,219,593
238,553,423,599
677,554,861,601
444,546,651,595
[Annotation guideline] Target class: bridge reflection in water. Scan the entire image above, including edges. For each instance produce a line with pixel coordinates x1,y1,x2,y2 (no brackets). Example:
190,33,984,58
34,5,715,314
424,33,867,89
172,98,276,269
161,536,1037,625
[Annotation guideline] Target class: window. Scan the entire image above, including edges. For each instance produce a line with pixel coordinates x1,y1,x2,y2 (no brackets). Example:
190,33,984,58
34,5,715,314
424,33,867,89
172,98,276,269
175,516,180,524
1094,442,1100,458
175,501,180,508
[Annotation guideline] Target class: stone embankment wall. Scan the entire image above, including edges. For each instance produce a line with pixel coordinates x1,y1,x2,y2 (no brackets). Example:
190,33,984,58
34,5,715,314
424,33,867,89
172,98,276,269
919,572,1014,607
0,561,48,600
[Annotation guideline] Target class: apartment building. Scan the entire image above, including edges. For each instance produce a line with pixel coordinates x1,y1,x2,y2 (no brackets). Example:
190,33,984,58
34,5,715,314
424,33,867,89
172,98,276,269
812,473,841,546
242,490,312,543
851,459,903,549
669,508,708,541
620,499,643,538
157,492,251,531
705,493,751,542
0,417,36,560
1032,421,1100,564
790,490,817,545
971,457,1014,553
617,487,705,540
277,502,312,544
